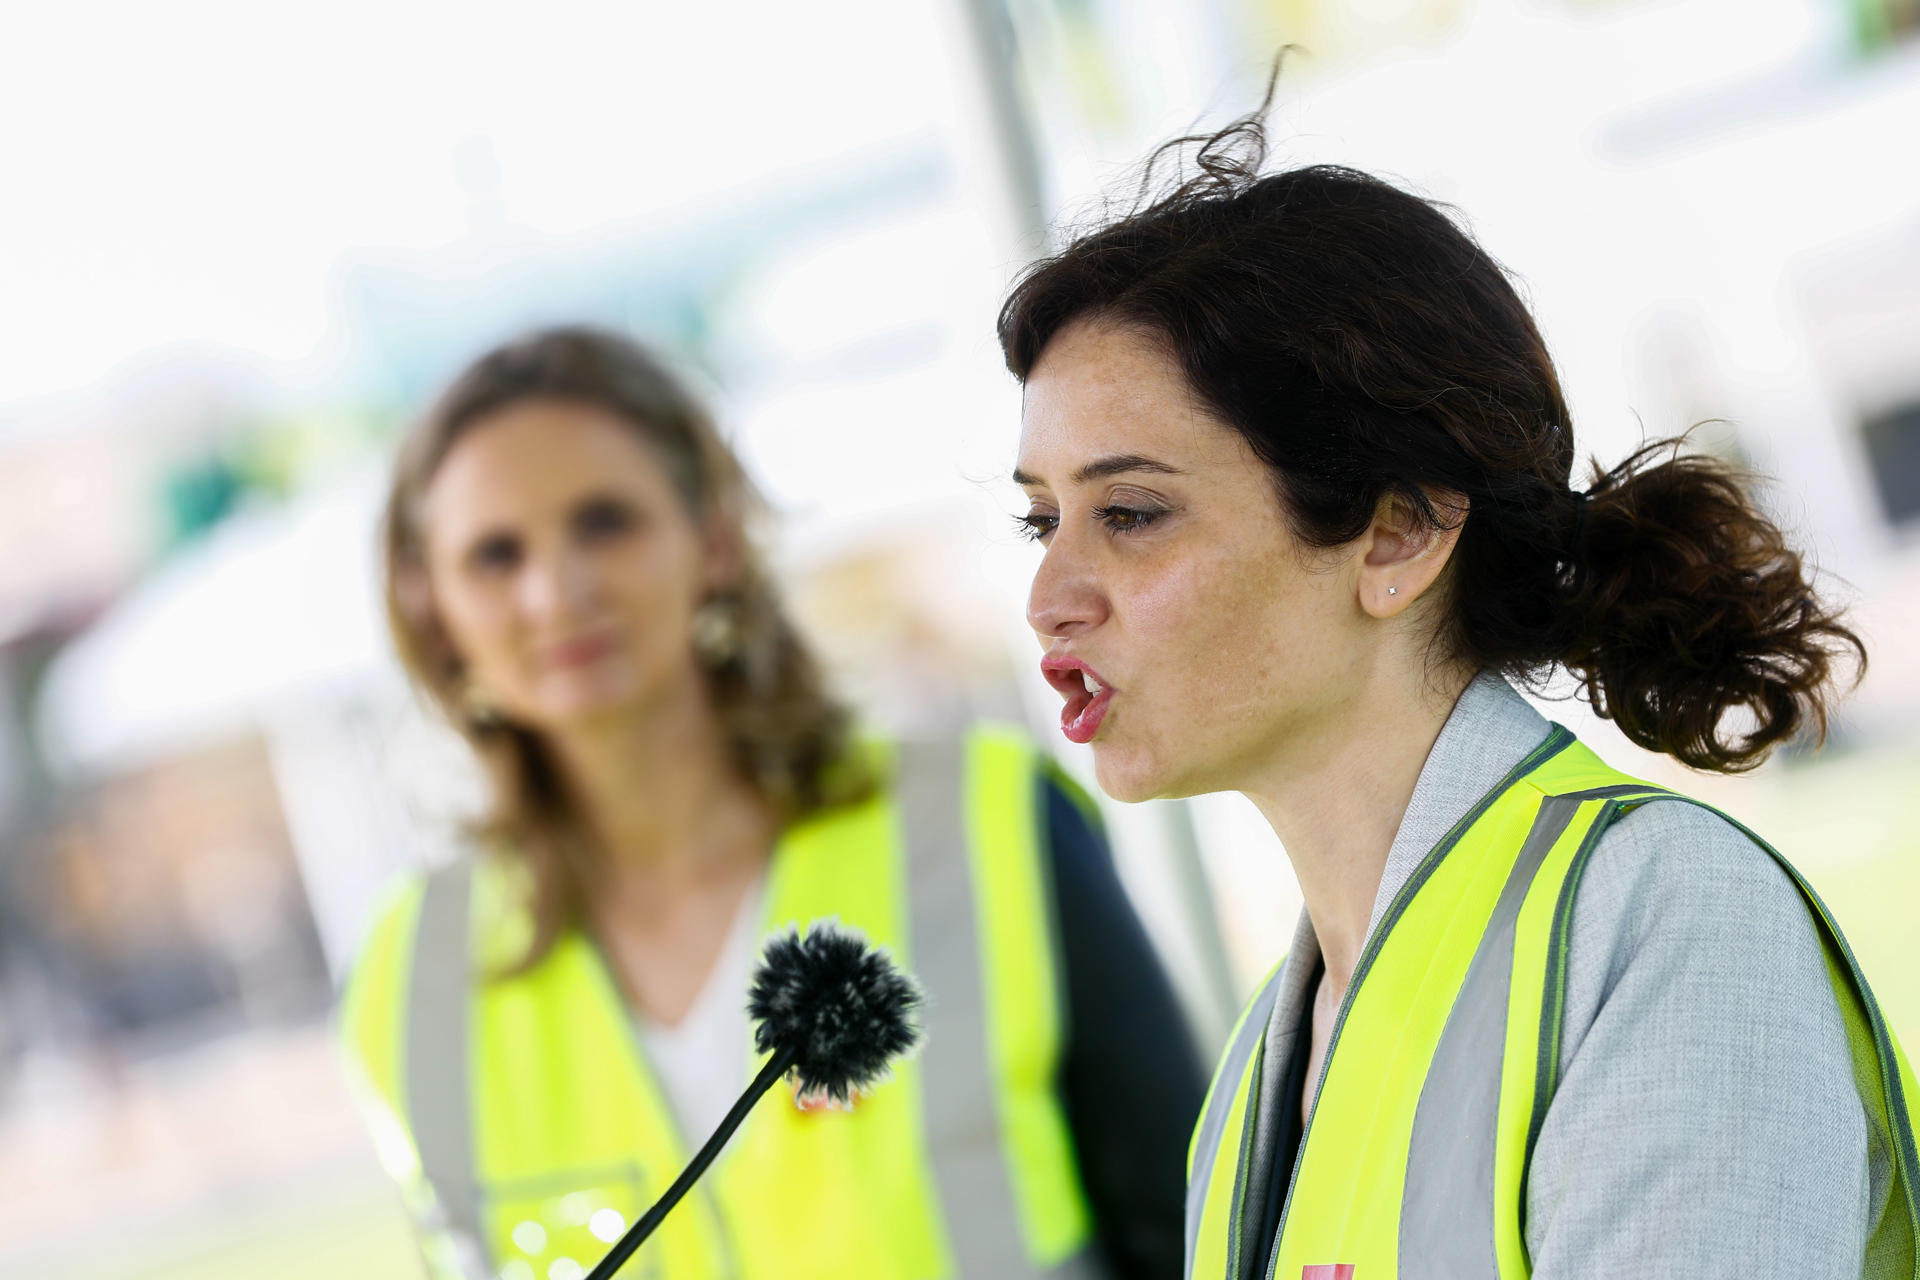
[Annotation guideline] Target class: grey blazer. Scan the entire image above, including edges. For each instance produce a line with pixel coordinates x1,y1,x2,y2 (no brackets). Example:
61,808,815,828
1234,671,1885,1277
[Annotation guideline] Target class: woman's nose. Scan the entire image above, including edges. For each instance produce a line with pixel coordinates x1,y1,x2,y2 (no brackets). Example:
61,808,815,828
1027,538,1109,640
518,545,597,620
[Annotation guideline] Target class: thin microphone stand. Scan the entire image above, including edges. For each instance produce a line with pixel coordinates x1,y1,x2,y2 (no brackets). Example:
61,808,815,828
583,1044,799,1280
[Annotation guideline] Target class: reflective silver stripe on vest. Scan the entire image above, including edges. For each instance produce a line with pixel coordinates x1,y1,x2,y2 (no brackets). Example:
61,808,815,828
897,740,1103,1280
1184,966,1286,1276
407,859,492,1280
1398,792,1606,1277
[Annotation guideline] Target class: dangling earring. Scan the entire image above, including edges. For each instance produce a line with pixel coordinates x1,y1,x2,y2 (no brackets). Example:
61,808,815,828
460,680,503,731
691,596,743,668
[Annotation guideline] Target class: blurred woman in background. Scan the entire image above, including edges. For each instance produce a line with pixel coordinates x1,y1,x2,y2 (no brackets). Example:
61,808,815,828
1001,101,1918,1278
339,327,1204,1280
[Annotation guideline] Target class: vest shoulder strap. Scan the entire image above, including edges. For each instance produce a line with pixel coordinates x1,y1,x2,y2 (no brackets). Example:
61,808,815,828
406,860,492,1279
1183,958,1285,1280
899,726,1097,1274
1554,787,1919,1273
1518,735,1918,1274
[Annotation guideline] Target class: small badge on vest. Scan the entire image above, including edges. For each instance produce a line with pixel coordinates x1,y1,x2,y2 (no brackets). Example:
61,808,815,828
787,1080,852,1114
1302,1267,1355,1280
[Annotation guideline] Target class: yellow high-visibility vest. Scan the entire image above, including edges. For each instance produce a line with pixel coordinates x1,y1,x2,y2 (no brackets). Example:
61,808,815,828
339,728,1102,1280
1185,726,1919,1279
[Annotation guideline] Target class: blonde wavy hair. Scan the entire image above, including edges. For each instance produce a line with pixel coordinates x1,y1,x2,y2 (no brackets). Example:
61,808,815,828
382,326,873,971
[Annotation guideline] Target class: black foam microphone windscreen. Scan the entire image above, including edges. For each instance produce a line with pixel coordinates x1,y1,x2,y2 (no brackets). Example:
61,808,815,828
584,920,923,1280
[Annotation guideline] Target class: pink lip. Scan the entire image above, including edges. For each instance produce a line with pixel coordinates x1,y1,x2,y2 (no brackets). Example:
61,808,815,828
543,633,621,669
1040,654,1116,745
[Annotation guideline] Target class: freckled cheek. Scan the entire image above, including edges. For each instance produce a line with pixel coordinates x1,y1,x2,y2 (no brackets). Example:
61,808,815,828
1124,554,1285,712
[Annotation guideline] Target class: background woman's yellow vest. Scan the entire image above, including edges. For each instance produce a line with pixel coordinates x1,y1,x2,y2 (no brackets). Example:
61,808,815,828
339,727,1101,1280
1185,728,1920,1280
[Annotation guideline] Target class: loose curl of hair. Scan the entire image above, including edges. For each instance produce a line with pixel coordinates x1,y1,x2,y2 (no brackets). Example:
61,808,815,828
998,77,1864,773
382,327,872,971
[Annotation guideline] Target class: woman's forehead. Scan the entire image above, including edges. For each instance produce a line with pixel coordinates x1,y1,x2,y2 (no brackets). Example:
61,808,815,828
1018,325,1243,487
433,404,665,498
1025,319,1189,412
420,406,677,547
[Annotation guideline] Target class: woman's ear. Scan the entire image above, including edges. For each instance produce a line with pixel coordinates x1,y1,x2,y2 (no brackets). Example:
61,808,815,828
1355,488,1467,619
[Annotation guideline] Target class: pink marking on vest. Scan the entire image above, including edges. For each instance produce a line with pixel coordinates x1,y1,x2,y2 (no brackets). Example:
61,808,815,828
1301,1267,1355,1280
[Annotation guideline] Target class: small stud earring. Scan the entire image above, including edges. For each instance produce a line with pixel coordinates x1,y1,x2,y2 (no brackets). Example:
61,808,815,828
692,595,744,667
1387,586,1398,596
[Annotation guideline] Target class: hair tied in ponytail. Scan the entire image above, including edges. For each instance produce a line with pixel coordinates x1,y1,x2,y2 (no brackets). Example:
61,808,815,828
1564,488,1590,569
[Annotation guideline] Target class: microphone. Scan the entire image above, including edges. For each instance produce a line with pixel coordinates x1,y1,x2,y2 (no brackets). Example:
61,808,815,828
584,920,924,1280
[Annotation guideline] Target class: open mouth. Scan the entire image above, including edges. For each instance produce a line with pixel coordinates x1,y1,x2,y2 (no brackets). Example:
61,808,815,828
1041,658,1115,745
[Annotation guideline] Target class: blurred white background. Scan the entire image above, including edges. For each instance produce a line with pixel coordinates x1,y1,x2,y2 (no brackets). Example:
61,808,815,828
2,1,1917,1275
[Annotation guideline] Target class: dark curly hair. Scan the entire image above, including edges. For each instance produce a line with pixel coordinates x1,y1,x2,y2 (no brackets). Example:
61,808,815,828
998,84,1863,773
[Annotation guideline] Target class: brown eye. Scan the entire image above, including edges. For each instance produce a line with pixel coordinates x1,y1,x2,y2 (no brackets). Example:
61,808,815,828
574,496,636,541
469,532,522,573
1091,503,1164,534
1016,510,1059,541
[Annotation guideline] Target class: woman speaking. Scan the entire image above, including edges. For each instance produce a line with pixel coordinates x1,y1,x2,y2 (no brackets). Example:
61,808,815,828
338,327,1204,1279
999,102,1918,1277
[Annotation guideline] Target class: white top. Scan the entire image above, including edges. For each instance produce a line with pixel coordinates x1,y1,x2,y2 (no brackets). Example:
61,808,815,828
632,875,766,1147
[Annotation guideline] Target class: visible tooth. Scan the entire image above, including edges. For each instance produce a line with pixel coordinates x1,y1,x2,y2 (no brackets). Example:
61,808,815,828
1082,672,1102,695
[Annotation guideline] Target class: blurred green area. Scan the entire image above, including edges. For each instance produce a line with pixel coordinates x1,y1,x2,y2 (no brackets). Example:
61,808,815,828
158,410,392,550
1848,0,1920,54
68,1187,423,1280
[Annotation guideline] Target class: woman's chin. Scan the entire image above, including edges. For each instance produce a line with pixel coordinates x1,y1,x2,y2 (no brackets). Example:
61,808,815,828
1093,733,1225,804
529,678,643,729
1091,743,1171,805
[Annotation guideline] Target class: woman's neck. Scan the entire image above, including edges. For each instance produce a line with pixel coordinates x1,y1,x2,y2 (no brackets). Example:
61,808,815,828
540,679,777,1025
544,678,775,889
1242,661,1473,1002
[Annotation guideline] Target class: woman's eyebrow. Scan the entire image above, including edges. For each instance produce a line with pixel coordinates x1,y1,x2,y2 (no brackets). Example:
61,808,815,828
1013,454,1184,488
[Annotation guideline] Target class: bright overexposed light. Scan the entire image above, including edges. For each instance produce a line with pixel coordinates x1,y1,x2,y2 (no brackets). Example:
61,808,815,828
35,471,390,777
0,0,944,403
511,1220,548,1257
